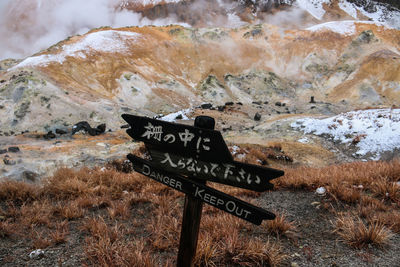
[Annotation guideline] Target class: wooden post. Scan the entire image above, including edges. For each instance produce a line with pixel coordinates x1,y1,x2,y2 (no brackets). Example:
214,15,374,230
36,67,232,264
177,116,215,267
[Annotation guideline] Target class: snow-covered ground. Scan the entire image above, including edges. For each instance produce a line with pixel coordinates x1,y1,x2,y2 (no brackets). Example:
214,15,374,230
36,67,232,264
159,108,191,122
296,0,400,29
291,109,400,160
306,20,389,35
12,30,141,69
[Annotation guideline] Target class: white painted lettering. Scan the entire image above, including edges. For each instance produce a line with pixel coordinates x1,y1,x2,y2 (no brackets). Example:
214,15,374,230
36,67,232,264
210,163,219,177
163,176,169,184
178,129,195,147
216,199,224,207
223,164,235,179
175,181,182,190
143,164,151,176
204,193,210,202
161,153,177,168
226,201,236,212
243,210,251,219
209,195,217,205
194,187,204,199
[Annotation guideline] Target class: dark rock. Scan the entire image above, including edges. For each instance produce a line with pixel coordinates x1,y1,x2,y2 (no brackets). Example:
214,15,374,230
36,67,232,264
72,121,92,135
222,126,232,132
254,112,262,121
175,114,183,120
3,156,16,166
264,101,269,104
236,102,243,105
275,101,282,106
252,101,262,105
120,124,130,129
311,106,316,109
201,103,213,109
225,101,234,106
217,106,225,112
8,147,20,153
0,105,4,109
96,124,106,134
22,171,38,182
10,131,14,135
44,131,56,139
0,80,5,83
310,96,316,103
0,149,7,154
55,129,67,135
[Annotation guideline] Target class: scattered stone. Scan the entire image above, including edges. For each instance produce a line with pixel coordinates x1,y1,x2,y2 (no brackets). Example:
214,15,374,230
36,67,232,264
44,131,56,139
175,114,183,120
254,112,262,121
310,96,316,103
264,101,269,104
72,121,106,136
3,156,16,166
252,101,261,105
316,187,326,195
22,170,39,182
222,126,232,132
275,101,282,106
201,103,213,109
0,80,5,83
0,105,4,109
8,147,20,153
225,101,234,106
236,102,243,105
310,106,316,109
29,249,45,259
0,149,7,154
120,124,130,129
55,129,67,135
291,262,299,267
217,105,225,112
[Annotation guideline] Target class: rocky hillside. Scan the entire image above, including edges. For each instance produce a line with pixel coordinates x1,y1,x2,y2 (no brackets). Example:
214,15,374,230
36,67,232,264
1,21,399,133
0,1,400,181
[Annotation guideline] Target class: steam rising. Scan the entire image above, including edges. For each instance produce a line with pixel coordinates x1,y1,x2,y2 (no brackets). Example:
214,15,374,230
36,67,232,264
0,0,189,60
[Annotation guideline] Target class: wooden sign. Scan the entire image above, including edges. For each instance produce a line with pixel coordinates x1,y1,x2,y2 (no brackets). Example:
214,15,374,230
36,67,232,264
128,154,276,224
147,148,283,192
122,114,284,267
122,114,233,162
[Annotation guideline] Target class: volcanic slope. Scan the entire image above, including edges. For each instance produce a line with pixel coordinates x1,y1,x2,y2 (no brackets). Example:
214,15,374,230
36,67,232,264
1,22,400,134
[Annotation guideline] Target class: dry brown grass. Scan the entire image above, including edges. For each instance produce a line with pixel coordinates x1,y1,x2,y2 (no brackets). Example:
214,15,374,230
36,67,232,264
229,143,293,165
0,180,37,202
264,212,297,237
1,153,399,265
333,214,393,249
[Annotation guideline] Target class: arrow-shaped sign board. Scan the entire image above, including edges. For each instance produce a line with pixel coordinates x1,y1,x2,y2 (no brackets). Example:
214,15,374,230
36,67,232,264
127,154,276,225
147,148,283,192
122,114,233,163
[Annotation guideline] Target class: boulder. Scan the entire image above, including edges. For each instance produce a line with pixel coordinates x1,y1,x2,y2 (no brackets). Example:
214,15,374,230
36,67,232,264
254,112,262,121
8,146,20,153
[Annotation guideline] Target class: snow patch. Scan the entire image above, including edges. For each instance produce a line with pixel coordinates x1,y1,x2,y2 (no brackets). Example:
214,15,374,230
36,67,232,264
296,0,330,20
306,20,356,35
160,109,191,122
291,109,400,159
12,30,141,69
338,0,358,19
298,137,310,144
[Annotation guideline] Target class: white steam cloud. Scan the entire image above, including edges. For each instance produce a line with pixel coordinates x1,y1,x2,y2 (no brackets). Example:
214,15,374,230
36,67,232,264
0,0,190,60
0,0,332,61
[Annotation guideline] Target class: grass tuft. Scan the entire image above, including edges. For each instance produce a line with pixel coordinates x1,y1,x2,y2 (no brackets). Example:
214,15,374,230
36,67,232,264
333,214,393,248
